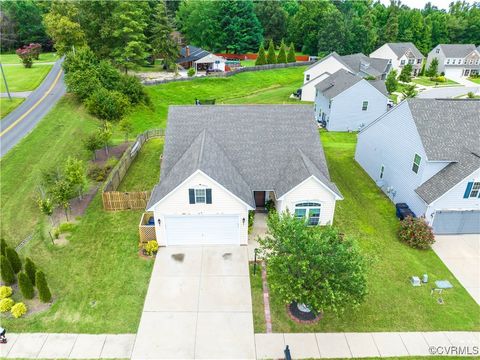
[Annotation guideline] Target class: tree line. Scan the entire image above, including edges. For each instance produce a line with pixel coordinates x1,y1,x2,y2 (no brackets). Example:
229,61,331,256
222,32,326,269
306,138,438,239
1,0,479,61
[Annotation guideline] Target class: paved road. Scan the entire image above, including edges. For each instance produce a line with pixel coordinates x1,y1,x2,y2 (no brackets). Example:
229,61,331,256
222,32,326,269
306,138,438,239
0,58,65,158
418,85,479,98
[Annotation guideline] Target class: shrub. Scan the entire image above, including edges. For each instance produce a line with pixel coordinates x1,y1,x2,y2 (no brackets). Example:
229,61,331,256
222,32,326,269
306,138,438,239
266,39,277,64
85,88,131,121
0,286,13,299
287,42,296,63
0,298,14,313
65,69,102,100
430,75,446,83
467,91,475,98
63,46,99,74
0,255,15,285
11,302,27,318
0,238,6,256
36,271,52,303
248,210,255,232
144,240,159,256
25,257,37,285
6,247,22,273
106,156,119,169
18,272,34,299
398,216,435,249
87,164,110,182
187,68,195,77
255,43,267,65
118,74,150,105
277,40,287,64
97,60,122,90
59,222,77,233
83,132,103,160
16,44,38,68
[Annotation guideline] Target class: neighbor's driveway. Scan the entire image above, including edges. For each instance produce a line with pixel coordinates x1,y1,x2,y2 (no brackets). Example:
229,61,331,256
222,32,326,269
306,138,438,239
131,246,255,359
433,234,480,305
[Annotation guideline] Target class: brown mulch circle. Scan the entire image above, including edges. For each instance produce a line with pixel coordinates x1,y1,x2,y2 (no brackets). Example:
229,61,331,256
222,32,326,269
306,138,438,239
138,248,156,260
286,302,322,324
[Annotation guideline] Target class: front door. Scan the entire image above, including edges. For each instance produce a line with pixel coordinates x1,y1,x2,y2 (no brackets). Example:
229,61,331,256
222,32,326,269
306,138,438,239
254,191,266,207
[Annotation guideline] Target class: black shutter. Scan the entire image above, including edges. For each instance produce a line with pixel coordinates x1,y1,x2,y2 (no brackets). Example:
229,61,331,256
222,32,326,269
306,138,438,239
189,189,195,204
206,189,212,204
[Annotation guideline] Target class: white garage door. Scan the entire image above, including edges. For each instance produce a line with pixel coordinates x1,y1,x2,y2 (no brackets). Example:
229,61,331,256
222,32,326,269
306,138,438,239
432,210,480,235
165,215,239,245
444,67,464,79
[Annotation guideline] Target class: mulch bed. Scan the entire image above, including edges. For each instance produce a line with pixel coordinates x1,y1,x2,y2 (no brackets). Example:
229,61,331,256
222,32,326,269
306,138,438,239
286,301,322,324
51,186,99,226
93,142,130,167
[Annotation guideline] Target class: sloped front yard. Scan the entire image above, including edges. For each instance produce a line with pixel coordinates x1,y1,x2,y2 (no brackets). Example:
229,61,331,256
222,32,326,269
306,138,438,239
250,132,479,332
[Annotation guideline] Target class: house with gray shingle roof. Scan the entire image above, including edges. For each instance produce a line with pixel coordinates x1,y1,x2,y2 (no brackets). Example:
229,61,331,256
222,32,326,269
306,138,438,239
146,105,343,246
355,98,480,234
313,69,389,131
301,52,390,101
177,45,226,73
426,44,480,78
370,42,424,76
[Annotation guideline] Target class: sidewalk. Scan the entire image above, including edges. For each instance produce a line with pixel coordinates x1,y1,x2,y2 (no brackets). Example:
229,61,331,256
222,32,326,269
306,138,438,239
256,331,480,359
0,333,136,359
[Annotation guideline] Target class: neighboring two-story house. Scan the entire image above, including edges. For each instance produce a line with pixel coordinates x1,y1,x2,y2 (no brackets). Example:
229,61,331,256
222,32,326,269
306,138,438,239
314,69,389,131
426,44,480,78
370,42,424,76
355,99,480,234
301,52,390,101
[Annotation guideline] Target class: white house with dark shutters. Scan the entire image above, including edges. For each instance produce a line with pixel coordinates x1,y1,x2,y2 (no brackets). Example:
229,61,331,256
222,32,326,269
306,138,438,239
355,98,480,234
426,44,480,78
146,105,343,246
370,42,424,76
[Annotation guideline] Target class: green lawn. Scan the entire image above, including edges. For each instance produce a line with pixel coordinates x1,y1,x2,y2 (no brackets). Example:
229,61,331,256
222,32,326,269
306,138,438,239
117,138,164,191
468,77,480,84
0,64,53,92
0,97,24,118
240,59,257,67
0,52,57,64
412,76,459,87
125,66,305,133
251,132,479,332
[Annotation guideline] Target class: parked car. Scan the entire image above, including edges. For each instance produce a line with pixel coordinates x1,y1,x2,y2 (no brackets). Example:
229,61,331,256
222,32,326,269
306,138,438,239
396,203,416,220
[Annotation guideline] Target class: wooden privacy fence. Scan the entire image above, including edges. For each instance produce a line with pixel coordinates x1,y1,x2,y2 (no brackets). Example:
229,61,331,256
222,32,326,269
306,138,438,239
102,129,164,211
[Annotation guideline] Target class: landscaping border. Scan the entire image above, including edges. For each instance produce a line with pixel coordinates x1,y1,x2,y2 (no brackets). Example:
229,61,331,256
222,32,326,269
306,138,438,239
102,129,164,211
142,61,314,86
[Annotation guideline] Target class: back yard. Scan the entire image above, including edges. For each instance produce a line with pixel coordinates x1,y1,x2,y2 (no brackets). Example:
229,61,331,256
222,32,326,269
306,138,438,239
250,132,479,333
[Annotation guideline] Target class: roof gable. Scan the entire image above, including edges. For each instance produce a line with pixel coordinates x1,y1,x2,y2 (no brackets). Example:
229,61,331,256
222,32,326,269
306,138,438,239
387,42,423,59
437,44,477,58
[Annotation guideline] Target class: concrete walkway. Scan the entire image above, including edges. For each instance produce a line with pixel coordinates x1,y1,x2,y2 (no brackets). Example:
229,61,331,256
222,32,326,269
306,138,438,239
256,331,480,359
0,91,32,98
0,333,136,359
248,212,267,261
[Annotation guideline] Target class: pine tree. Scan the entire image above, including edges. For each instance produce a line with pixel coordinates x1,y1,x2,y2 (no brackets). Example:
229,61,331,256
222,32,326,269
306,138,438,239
150,0,179,69
255,43,267,65
426,58,438,77
35,271,52,303
385,70,398,93
277,40,287,63
5,247,22,274
287,42,296,63
25,257,37,286
18,272,34,299
399,64,413,82
0,255,15,285
0,238,6,256
266,39,276,64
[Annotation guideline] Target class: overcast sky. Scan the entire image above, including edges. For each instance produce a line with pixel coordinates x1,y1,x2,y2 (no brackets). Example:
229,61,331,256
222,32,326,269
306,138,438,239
378,0,475,10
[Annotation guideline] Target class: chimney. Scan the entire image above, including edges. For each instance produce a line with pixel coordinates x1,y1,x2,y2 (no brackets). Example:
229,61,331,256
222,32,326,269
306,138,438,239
186,46,190,57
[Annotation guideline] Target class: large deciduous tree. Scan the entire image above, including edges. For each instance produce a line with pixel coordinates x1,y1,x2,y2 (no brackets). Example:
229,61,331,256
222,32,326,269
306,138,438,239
254,1,287,45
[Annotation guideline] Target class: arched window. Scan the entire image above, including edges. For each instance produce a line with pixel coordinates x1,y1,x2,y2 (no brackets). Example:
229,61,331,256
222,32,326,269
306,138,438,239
295,202,321,226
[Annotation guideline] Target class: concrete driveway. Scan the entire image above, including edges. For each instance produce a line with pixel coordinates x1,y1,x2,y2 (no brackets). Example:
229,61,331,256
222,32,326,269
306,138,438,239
433,234,480,304
418,85,479,98
131,246,255,359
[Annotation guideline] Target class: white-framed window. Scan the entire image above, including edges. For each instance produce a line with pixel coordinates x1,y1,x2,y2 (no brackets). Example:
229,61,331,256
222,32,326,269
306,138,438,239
469,182,480,197
400,59,406,65
362,101,368,111
294,202,321,226
469,59,474,65
380,165,385,179
436,48,440,54
417,58,422,64
306,74,310,81
452,59,456,64
446,59,450,64
195,188,206,203
412,153,421,174
328,100,332,109
476,60,479,65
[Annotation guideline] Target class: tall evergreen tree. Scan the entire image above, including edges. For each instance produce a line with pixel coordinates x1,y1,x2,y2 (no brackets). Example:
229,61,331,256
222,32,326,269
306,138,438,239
254,1,287,45
150,0,179,69
383,1,399,43
385,69,398,93
25,257,37,286
0,255,15,285
18,272,34,299
399,63,413,82
266,39,277,64
277,40,287,63
426,58,439,77
287,42,296,63
5,247,22,274
318,7,347,56
255,43,267,65
36,271,52,303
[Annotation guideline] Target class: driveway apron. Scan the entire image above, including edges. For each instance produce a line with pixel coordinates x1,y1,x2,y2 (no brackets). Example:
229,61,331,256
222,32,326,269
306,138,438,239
131,246,255,359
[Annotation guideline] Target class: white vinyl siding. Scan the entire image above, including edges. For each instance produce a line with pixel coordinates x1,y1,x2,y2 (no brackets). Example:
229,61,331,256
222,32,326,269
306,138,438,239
301,72,331,101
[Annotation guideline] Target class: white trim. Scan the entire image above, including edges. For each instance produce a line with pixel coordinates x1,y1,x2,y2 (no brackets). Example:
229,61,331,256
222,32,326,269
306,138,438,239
147,169,254,211
426,167,480,206
277,175,343,201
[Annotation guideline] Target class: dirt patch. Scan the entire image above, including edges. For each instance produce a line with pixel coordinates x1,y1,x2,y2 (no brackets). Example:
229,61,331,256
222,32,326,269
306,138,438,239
51,186,99,225
54,233,69,246
93,142,130,167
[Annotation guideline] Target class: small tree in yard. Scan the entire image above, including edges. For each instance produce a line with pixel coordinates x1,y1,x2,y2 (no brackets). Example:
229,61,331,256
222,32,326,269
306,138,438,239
25,257,37,286
426,57,438,78
259,212,368,316
287,42,296,63
398,216,435,249
0,255,15,285
37,196,54,226
51,178,74,221
399,63,413,82
98,121,113,156
18,272,34,299
83,133,102,160
36,271,52,303
385,69,398,93
119,118,133,142
266,39,277,64
5,247,22,274
64,157,87,200
16,43,41,68
277,40,287,64
255,43,267,66
401,84,417,98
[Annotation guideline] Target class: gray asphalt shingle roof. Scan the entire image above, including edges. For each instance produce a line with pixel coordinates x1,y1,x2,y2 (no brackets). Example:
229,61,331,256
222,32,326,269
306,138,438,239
408,99,480,203
147,105,342,209
437,44,478,58
315,69,388,98
387,42,423,59
177,45,211,63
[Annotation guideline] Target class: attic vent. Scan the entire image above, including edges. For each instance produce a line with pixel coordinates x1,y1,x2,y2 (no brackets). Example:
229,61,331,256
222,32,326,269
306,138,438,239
360,61,370,70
